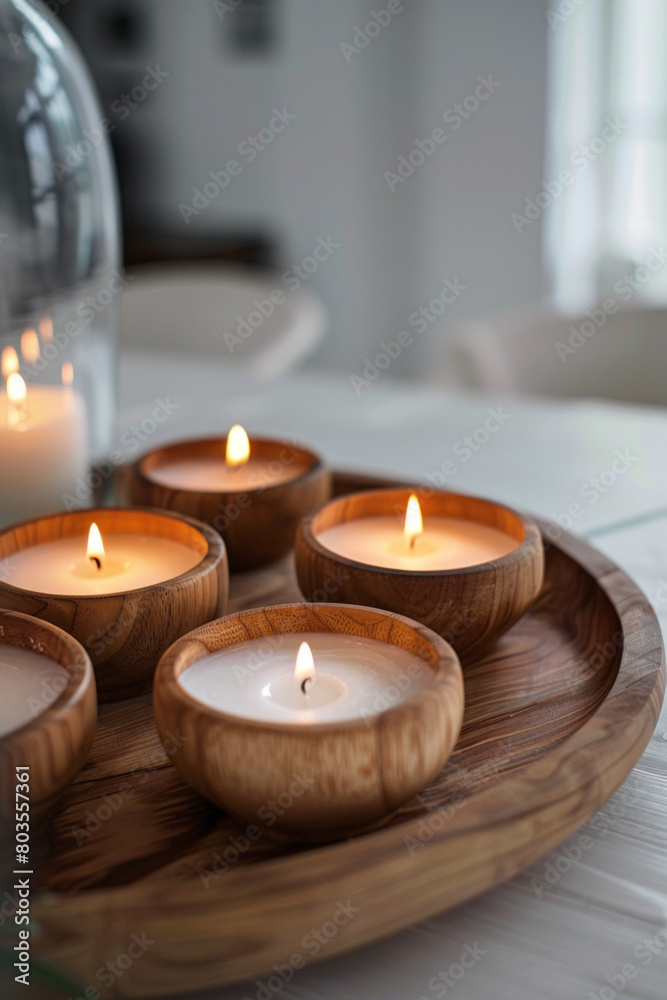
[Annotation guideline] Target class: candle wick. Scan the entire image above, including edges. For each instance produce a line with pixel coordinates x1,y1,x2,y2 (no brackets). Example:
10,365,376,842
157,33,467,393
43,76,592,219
409,535,416,550
89,556,102,570
301,676,312,695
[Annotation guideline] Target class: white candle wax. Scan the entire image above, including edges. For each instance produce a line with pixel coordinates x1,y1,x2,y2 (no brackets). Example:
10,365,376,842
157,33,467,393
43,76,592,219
317,516,518,571
0,645,69,738
0,533,202,595
0,385,88,527
178,632,432,724
147,456,306,492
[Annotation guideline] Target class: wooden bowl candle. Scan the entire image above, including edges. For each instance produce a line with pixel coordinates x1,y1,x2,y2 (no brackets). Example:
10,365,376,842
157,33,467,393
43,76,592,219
129,427,332,571
153,602,464,837
0,508,228,702
0,610,96,825
296,489,544,661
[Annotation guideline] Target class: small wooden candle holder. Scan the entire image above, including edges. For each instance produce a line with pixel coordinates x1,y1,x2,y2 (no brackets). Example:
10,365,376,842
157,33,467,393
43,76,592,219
295,489,544,661
0,509,228,702
153,603,464,838
129,436,332,572
0,610,97,825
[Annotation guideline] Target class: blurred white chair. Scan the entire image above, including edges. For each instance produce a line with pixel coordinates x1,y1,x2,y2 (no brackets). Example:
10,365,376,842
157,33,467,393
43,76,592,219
435,304,667,406
121,264,328,380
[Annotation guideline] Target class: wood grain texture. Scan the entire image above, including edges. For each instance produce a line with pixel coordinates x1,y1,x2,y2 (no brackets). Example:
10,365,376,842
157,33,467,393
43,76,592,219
0,509,228,702
296,488,544,660
129,436,332,571
153,603,464,835
0,611,97,826
23,472,665,998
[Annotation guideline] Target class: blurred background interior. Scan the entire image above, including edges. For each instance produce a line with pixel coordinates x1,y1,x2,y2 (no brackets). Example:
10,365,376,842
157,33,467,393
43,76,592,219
56,0,667,404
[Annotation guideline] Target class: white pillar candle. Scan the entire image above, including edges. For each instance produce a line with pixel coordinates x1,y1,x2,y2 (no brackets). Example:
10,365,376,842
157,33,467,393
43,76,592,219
178,632,432,724
317,515,518,571
0,530,202,596
0,645,69,738
0,381,88,527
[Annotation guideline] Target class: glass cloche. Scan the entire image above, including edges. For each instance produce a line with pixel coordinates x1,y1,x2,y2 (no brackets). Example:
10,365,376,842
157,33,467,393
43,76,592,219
0,0,120,526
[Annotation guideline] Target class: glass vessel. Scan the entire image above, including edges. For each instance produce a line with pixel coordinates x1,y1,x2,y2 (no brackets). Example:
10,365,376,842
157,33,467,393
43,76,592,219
0,0,120,526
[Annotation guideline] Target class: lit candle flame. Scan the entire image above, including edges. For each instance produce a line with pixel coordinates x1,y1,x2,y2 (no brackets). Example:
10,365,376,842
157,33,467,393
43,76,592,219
7,373,27,427
7,373,26,403
404,493,423,550
61,361,73,387
39,316,53,342
295,641,315,695
1,346,19,380
87,522,105,571
225,424,250,468
20,329,40,365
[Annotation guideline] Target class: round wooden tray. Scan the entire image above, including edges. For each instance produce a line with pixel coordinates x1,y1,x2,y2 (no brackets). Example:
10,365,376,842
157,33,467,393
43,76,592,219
22,472,666,997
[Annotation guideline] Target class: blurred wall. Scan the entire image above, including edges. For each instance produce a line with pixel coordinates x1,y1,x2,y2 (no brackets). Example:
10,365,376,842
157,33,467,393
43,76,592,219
60,0,549,378
405,0,549,375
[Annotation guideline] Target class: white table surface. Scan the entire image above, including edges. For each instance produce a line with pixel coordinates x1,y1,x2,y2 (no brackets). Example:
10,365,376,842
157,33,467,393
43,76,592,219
120,350,667,1000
